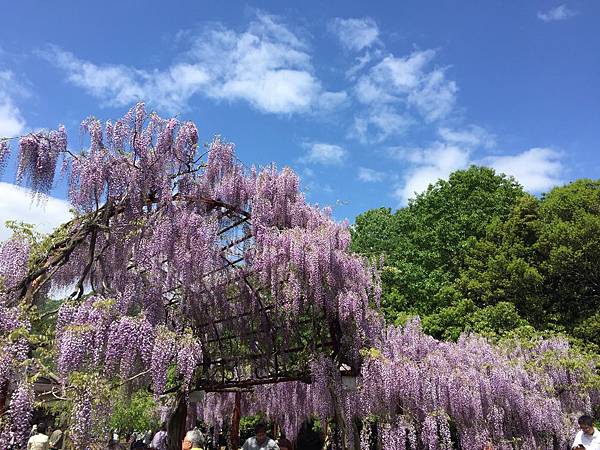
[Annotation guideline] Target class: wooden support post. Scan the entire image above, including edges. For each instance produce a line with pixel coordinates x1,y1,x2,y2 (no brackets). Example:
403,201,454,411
230,391,242,450
0,382,8,416
166,395,188,450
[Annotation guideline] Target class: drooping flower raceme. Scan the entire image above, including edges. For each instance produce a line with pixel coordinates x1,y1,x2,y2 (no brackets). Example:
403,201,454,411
1,102,595,450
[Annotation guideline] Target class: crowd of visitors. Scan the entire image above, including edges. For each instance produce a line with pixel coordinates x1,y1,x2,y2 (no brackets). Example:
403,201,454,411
20,414,600,449
21,421,289,450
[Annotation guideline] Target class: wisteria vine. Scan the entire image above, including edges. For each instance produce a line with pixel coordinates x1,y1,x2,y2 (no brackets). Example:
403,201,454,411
0,103,597,450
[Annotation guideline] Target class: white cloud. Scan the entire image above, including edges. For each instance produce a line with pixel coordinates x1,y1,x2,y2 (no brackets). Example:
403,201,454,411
358,167,385,182
482,147,563,191
408,68,457,122
301,142,347,165
44,48,149,106
329,17,380,52
369,51,435,93
438,125,495,149
392,142,471,205
351,108,413,143
391,143,564,205
0,71,26,136
351,50,457,142
317,90,349,111
0,182,72,241
345,51,377,80
42,13,344,116
302,167,314,178
538,5,578,22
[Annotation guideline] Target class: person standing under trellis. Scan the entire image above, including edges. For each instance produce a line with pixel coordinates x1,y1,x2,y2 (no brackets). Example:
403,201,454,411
27,423,49,450
150,424,167,450
241,424,279,450
48,427,63,450
182,429,205,450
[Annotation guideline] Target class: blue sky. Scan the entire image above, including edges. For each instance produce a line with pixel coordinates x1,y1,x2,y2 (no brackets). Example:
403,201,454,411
0,1,598,237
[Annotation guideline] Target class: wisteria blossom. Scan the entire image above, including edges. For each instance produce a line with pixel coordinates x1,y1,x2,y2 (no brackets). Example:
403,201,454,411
0,103,596,449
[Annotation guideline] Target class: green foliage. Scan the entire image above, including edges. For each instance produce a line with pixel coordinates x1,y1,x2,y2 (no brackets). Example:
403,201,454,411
240,413,266,440
352,168,600,345
352,166,528,336
110,389,160,433
537,180,600,332
4,220,43,242
350,208,398,260
422,300,529,341
42,399,73,430
449,194,546,325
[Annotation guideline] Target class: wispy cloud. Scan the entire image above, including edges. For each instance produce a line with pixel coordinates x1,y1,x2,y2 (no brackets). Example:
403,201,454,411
301,142,348,165
41,13,345,115
329,17,380,52
481,148,563,191
438,125,495,149
345,50,380,80
537,4,578,22
41,48,150,107
0,182,72,241
392,142,471,205
358,167,385,182
351,108,413,143
391,139,564,205
0,71,26,137
351,49,457,142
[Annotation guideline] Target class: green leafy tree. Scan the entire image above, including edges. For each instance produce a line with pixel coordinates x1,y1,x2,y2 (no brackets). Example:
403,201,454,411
110,389,160,434
353,171,600,346
457,180,600,342
447,194,546,326
537,180,600,342
352,166,527,327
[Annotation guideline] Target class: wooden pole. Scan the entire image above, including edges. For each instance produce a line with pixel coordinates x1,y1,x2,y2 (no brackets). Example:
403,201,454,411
166,395,187,450
0,382,8,416
230,391,242,450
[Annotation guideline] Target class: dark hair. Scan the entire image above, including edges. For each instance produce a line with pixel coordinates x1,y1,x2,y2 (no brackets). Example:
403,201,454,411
255,423,267,434
579,415,594,427
37,423,47,434
278,437,292,449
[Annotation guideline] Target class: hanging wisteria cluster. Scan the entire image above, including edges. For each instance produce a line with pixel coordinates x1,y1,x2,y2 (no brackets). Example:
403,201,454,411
0,238,33,449
0,381,35,450
187,356,342,442
355,319,596,449
177,323,598,450
0,103,597,449
0,103,379,448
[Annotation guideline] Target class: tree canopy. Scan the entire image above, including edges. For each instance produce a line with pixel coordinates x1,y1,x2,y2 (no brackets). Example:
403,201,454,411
352,167,600,348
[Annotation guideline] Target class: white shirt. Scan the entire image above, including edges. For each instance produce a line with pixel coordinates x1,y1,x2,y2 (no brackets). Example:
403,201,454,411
241,436,279,450
27,433,49,450
573,428,600,450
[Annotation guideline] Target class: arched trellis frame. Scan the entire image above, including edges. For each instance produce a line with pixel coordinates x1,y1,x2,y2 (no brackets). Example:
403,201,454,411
1,104,598,450
0,104,376,450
